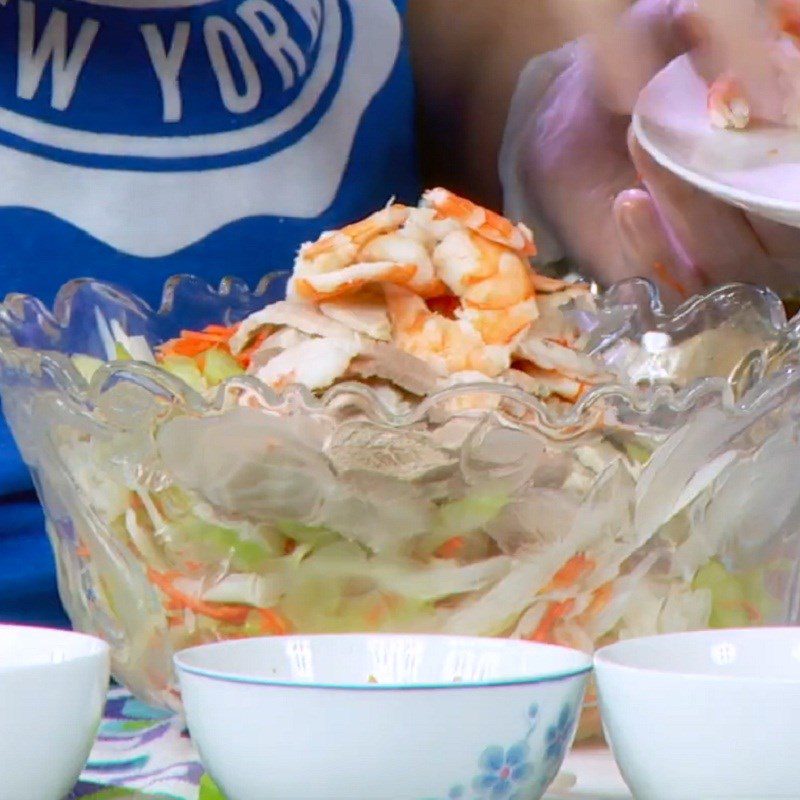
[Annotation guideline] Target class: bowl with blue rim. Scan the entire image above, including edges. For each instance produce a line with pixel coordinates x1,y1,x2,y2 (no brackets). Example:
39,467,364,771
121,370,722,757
175,633,591,800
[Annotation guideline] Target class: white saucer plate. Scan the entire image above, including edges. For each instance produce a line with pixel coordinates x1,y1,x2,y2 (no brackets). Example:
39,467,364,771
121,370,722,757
633,54,800,228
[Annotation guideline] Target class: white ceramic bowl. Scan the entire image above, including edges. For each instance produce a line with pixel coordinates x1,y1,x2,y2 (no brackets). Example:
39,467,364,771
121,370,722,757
595,628,800,800
0,624,110,800
175,634,591,800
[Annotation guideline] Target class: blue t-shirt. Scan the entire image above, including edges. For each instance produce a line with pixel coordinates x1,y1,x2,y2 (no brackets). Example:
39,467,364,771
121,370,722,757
0,0,419,625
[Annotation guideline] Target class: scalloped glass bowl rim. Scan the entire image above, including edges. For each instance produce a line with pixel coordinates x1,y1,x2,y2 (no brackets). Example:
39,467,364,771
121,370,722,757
0,274,798,431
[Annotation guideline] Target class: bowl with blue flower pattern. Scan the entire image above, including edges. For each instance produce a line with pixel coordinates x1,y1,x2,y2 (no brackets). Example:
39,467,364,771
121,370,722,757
174,633,591,800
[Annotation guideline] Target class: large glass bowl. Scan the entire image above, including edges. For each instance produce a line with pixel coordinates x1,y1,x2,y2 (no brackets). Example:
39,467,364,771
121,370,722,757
2,274,800,736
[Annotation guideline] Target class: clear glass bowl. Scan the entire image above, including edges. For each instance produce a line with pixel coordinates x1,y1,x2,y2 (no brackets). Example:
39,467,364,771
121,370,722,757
2,274,800,735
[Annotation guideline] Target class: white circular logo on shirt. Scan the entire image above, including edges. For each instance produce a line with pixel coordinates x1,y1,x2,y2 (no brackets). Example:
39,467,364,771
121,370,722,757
0,0,401,254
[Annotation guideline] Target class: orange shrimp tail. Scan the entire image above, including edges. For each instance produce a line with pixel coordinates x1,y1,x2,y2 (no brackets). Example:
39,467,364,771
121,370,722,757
424,187,537,256
775,0,800,38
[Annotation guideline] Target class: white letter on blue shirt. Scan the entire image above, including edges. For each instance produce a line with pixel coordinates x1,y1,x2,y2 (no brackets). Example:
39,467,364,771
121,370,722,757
283,0,322,48
141,22,191,123
204,16,261,114
237,0,306,90
17,0,99,111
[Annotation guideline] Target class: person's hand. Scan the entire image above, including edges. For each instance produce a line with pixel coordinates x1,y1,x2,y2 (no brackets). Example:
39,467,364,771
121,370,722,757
503,0,800,306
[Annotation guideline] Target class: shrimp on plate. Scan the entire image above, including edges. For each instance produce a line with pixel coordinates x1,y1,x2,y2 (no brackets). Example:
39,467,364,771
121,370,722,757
708,74,751,130
708,0,800,130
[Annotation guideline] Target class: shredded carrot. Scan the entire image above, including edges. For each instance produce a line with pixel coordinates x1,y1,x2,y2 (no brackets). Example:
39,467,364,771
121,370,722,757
204,324,238,336
147,568,251,625
366,601,388,628
237,328,271,368
434,536,465,559
256,608,290,636
159,339,212,359
653,261,688,300
385,593,402,612
529,599,576,644
777,0,800,38
178,330,230,344
150,568,289,634
720,599,763,624
742,601,763,624
365,591,404,627
75,544,91,559
544,553,595,592
158,324,240,363
578,583,614,626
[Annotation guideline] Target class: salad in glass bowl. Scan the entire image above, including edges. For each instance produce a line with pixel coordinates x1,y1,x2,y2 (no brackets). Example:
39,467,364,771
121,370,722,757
2,189,800,738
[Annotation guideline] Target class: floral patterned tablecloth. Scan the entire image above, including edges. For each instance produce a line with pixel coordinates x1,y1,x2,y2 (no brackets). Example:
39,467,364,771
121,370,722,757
73,688,202,800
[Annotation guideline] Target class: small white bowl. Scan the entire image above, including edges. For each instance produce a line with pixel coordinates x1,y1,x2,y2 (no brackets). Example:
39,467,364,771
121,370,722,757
595,628,800,800
0,624,110,800
175,634,591,800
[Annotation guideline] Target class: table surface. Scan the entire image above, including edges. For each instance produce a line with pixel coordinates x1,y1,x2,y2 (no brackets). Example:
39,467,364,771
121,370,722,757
554,749,631,799
73,689,632,800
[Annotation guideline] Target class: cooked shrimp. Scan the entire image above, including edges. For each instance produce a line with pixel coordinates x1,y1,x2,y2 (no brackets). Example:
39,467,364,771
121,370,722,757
401,206,462,248
708,74,751,130
359,231,448,298
774,0,800,40
295,204,409,276
432,229,496,295
292,261,417,302
703,1,800,131
255,336,361,392
459,299,538,346
423,188,536,256
463,249,536,311
384,284,510,377
433,230,535,310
